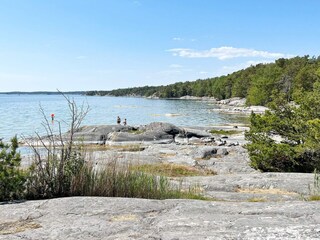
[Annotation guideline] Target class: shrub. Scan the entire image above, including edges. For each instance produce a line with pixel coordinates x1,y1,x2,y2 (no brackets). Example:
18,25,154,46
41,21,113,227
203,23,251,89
245,81,320,172
0,137,26,201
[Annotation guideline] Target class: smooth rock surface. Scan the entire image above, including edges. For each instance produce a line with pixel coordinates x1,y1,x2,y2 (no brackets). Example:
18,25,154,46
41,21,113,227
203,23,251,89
1,197,320,239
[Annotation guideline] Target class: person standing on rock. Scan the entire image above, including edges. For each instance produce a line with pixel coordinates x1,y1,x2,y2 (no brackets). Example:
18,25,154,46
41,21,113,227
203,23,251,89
117,116,121,125
123,118,127,126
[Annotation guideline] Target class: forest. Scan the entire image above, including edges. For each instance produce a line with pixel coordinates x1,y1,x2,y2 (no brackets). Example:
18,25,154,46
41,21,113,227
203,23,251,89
86,56,320,106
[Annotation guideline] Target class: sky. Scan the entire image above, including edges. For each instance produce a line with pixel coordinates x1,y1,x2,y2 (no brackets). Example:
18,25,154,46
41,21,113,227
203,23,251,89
0,0,320,92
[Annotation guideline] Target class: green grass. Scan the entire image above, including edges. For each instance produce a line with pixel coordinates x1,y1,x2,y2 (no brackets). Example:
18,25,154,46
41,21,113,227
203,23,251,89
22,144,213,201
210,129,241,135
132,163,216,177
24,138,212,201
309,195,320,201
68,160,212,200
128,129,145,135
247,197,266,202
82,144,145,152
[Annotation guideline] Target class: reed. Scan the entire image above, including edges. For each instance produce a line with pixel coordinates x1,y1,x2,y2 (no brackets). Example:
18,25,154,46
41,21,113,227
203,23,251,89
69,160,208,200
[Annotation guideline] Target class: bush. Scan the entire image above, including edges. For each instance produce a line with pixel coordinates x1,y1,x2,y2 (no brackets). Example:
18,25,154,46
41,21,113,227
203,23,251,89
245,81,320,172
0,137,25,201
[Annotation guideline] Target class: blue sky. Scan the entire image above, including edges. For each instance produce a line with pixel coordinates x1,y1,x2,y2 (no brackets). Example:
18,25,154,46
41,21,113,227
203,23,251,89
1,0,319,92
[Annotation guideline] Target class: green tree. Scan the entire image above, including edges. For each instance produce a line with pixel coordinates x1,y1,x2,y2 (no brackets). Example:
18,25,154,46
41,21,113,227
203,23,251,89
245,81,320,172
0,137,26,201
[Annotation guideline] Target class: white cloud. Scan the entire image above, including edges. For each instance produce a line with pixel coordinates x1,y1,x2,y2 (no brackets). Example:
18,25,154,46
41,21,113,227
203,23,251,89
246,59,274,66
167,46,292,60
172,37,183,41
199,71,209,74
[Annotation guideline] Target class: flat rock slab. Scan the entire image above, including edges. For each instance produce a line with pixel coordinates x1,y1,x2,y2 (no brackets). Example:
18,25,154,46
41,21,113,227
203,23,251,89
181,172,315,200
1,197,320,239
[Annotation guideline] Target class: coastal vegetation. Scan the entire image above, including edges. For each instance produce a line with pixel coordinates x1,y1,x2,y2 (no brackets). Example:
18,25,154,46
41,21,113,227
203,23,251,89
245,81,320,172
86,56,320,106
0,137,25,201
132,163,216,177
308,170,320,200
209,129,241,135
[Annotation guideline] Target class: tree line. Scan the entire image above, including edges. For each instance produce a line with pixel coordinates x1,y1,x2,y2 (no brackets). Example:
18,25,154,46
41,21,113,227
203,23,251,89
86,55,320,106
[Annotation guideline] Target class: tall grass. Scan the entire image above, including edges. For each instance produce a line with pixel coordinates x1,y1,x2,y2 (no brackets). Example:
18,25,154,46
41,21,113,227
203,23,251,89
25,149,208,200
70,160,207,200
309,169,320,201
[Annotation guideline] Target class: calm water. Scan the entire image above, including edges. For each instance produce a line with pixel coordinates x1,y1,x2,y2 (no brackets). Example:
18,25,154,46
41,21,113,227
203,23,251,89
0,94,247,141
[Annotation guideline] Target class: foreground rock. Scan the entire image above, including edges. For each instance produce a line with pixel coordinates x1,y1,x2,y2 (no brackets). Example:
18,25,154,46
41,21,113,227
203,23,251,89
1,197,320,240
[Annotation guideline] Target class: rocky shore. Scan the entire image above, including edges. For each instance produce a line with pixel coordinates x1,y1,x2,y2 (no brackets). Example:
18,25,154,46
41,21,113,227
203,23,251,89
179,96,269,114
2,122,320,239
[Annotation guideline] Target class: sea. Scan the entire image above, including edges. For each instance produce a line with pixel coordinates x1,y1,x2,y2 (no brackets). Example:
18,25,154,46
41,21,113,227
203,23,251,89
0,94,247,142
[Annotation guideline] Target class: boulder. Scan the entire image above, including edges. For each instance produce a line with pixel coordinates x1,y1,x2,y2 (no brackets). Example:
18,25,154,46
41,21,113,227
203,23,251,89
191,146,218,159
182,128,212,138
217,148,229,156
73,125,135,142
140,122,182,136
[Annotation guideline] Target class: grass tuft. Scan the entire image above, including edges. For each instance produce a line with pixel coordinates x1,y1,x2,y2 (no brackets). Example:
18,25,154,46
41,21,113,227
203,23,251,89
247,197,266,202
309,195,320,201
132,163,216,177
69,160,209,200
84,144,145,152
128,129,145,135
209,129,240,135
